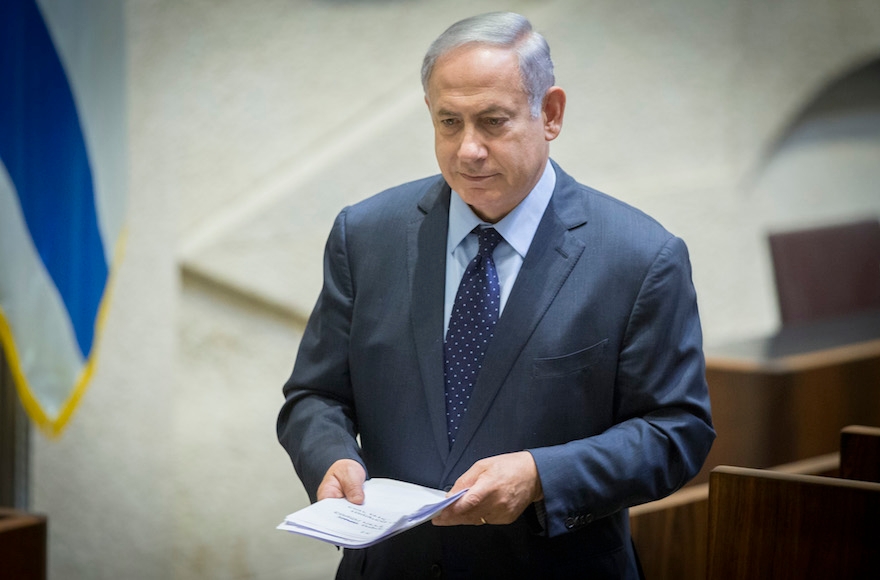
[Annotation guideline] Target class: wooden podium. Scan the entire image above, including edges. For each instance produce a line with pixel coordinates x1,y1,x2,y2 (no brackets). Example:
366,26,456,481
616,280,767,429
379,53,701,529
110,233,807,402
696,309,880,484
0,508,46,580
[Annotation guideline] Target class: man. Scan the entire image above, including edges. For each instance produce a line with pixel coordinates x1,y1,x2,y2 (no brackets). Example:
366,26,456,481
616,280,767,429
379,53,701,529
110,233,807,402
278,11,714,579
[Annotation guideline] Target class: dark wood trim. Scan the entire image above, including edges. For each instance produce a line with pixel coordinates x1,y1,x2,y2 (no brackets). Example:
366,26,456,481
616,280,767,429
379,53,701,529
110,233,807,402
0,347,29,509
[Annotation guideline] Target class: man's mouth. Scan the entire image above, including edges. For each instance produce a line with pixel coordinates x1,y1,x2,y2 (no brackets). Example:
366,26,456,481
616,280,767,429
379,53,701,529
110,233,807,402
460,173,497,182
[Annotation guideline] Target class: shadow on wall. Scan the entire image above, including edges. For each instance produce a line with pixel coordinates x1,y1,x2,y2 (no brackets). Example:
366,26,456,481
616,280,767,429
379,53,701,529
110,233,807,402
768,56,880,151
751,55,880,232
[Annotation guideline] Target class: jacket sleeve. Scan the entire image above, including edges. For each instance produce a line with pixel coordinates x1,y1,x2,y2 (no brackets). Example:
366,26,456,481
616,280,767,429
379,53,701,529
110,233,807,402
530,236,715,537
276,208,365,502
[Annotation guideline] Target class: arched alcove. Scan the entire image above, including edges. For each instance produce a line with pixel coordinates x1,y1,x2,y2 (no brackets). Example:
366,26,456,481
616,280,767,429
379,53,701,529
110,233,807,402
753,56,880,230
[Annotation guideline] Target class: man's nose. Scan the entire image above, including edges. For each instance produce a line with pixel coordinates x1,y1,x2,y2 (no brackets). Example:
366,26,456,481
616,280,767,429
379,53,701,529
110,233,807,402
457,126,487,162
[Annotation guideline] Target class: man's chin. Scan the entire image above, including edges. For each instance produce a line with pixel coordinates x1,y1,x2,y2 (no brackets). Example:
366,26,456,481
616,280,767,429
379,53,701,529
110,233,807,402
463,197,510,223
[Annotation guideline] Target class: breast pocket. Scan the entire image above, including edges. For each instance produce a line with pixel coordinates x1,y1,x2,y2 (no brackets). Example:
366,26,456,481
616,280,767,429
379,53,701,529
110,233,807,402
532,339,608,378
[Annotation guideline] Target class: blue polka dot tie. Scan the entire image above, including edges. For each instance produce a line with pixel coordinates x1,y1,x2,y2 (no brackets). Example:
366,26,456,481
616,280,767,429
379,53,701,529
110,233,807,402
444,227,503,447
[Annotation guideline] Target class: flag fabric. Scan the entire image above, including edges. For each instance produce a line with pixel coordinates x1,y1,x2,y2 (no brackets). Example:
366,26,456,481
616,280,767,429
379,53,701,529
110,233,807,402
0,0,127,436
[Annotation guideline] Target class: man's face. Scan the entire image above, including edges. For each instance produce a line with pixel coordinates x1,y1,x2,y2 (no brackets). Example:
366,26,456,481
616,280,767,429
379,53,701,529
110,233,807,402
425,44,562,223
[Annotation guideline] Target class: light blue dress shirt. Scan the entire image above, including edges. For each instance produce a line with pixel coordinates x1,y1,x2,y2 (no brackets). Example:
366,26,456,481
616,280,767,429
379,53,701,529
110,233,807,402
444,161,556,335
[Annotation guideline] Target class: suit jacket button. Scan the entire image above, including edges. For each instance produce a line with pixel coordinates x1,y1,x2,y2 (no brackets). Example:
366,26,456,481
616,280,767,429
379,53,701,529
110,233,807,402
565,516,576,529
584,513,594,524
431,563,442,577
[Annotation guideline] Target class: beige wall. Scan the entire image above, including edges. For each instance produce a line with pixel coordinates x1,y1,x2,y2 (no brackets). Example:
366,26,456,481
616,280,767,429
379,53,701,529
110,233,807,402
30,0,880,578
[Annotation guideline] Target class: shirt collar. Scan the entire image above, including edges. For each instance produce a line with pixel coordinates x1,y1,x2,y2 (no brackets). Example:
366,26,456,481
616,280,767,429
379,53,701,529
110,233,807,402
447,161,556,258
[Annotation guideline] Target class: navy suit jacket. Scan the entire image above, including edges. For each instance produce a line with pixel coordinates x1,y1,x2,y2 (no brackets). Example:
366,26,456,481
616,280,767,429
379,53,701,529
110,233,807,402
278,161,715,579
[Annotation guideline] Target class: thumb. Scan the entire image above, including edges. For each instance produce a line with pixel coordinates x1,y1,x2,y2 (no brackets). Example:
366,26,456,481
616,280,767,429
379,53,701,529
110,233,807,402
338,460,366,505
318,459,366,503
447,462,484,496
342,476,365,505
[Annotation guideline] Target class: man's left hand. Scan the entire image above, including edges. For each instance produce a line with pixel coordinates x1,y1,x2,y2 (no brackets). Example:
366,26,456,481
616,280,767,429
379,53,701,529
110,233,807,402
432,451,543,526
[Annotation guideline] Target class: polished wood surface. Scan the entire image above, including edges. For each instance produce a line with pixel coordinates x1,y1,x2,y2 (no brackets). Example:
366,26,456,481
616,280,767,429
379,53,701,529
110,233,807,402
696,310,880,485
0,508,47,580
630,484,709,580
840,424,880,483
630,453,838,580
636,424,878,580
705,309,880,372
706,466,880,580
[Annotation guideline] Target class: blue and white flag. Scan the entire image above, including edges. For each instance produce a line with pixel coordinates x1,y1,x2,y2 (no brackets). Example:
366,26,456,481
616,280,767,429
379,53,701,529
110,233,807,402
0,0,127,436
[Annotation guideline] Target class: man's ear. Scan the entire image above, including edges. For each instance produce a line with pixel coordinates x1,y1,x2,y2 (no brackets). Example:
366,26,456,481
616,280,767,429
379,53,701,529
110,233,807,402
542,87,566,141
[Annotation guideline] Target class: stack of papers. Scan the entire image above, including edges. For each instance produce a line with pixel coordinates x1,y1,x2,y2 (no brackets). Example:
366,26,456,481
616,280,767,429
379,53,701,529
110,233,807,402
277,478,467,549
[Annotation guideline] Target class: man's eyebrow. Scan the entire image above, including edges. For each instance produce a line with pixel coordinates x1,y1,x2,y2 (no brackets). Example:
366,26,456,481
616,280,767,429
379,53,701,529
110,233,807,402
476,105,516,117
435,105,517,118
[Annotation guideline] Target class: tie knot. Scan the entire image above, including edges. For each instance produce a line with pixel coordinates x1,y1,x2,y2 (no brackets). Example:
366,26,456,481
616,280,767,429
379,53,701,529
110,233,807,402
476,227,503,258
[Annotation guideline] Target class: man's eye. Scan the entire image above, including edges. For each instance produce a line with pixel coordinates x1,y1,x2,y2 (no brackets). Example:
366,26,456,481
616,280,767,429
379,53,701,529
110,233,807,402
485,118,506,127
440,118,457,127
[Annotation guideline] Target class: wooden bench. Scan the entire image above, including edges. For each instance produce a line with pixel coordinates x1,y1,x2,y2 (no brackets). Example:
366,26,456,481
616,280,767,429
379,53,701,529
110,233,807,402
630,453,838,580
706,465,880,579
632,424,879,579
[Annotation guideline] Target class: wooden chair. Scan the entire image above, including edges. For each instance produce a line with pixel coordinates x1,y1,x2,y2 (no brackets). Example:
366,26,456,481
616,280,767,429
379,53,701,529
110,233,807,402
839,424,880,483
706,465,880,580
768,218,880,326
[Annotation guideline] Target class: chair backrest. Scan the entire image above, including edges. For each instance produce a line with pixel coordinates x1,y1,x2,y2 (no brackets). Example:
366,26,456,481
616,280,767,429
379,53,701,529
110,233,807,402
840,424,880,483
707,465,880,580
769,218,880,325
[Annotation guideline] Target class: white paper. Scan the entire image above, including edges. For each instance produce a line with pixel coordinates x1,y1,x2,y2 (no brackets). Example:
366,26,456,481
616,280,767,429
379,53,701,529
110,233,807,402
277,478,467,549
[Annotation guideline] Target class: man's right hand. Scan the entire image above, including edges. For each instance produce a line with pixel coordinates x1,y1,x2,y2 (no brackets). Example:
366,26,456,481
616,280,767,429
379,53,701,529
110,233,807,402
316,459,367,504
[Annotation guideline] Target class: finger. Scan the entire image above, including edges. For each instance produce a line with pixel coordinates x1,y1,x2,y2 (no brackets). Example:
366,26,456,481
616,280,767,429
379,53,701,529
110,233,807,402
317,459,366,503
445,461,486,497
433,503,488,527
433,485,486,526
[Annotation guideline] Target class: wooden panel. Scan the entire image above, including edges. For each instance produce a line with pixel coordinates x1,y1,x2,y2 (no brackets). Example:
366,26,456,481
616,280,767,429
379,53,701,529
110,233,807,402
630,484,709,580
697,344,880,485
0,508,47,580
707,466,880,580
840,424,880,483
630,453,838,580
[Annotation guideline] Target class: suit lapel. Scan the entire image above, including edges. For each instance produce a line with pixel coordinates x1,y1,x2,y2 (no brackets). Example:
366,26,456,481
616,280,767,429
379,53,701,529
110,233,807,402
443,165,589,475
409,179,452,462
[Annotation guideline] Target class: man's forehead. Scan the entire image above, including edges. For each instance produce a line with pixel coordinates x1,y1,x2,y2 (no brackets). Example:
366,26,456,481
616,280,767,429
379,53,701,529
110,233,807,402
429,44,521,85
427,55,527,112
